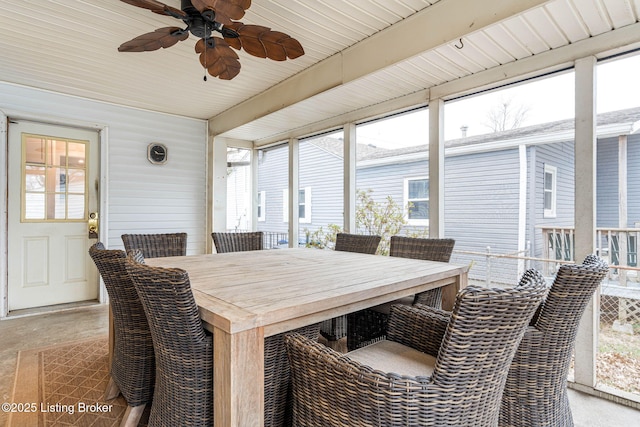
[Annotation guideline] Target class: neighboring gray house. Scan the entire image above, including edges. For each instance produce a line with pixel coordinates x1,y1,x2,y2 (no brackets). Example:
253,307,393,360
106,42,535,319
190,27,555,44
251,107,640,285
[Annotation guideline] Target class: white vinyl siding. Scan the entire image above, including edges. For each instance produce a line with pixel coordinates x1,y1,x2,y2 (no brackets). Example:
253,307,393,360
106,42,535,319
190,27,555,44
0,82,208,254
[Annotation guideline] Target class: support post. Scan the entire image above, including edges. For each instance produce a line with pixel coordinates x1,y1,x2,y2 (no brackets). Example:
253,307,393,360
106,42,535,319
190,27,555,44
429,98,444,238
212,136,228,238
288,138,299,247
573,56,598,388
344,123,357,233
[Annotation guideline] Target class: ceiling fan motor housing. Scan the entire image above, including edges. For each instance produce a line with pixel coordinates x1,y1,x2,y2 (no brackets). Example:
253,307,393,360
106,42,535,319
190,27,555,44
181,0,198,14
181,0,219,39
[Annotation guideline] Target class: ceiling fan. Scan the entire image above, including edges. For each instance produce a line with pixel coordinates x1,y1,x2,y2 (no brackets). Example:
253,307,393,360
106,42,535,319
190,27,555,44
118,0,304,80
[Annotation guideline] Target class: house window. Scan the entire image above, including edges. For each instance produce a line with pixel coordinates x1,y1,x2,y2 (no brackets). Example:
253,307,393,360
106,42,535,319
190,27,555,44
257,191,265,222
404,178,429,225
282,187,312,223
543,164,557,218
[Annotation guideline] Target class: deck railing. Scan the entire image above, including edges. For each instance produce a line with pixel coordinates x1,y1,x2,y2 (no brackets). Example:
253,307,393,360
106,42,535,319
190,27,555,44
538,226,640,282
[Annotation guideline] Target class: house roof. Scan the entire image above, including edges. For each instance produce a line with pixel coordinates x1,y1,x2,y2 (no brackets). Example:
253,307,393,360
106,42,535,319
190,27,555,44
307,137,388,160
354,106,640,162
1,1,639,144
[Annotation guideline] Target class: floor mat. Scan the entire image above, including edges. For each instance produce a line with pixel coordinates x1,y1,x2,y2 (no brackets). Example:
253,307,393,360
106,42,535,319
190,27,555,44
7,337,129,426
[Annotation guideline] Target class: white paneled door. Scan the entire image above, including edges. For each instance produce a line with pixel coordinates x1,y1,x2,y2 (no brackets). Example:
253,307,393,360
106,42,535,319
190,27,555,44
8,121,99,311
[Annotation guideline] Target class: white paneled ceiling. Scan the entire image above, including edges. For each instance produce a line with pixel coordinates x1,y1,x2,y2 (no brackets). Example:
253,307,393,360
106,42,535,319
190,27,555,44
1,0,639,144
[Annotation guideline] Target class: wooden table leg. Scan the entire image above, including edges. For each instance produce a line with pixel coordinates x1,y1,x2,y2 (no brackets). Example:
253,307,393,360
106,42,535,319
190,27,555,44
213,326,265,427
442,271,468,311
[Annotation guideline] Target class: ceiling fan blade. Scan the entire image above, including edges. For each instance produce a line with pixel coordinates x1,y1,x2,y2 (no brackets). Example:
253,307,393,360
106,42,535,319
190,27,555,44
118,27,189,52
190,0,249,24
119,0,187,18
225,23,304,61
195,37,241,80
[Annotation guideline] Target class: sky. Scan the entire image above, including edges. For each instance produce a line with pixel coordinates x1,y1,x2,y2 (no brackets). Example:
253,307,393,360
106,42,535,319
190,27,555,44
353,54,640,149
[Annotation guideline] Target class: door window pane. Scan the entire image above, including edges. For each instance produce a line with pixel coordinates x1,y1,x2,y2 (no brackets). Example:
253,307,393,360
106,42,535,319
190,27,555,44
67,195,85,219
53,194,67,219
25,137,45,164
48,139,66,166
22,133,88,221
67,169,86,193
25,166,45,192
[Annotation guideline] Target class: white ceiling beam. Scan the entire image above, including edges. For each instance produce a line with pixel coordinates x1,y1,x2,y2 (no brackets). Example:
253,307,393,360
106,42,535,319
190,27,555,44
253,21,640,147
431,22,640,100
209,0,551,135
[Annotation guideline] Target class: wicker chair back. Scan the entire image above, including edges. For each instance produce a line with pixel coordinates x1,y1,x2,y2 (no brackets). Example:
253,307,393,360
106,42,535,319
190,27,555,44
334,233,381,254
346,236,456,350
390,236,455,307
212,231,264,253
121,232,187,258
88,243,154,408
499,255,609,427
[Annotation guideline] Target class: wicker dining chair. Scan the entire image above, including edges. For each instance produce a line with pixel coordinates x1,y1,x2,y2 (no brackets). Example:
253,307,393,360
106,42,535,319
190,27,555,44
89,243,154,427
319,233,381,342
121,232,187,258
346,236,455,350
334,232,381,254
125,254,321,427
499,255,609,427
212,231,264,253
286,272,548,427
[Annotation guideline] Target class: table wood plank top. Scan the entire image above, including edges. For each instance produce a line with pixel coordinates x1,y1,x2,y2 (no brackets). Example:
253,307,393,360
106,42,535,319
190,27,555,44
147,248,468,336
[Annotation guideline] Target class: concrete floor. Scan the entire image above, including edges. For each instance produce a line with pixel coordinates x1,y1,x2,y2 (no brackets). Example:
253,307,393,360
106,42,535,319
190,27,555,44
1,304,639,427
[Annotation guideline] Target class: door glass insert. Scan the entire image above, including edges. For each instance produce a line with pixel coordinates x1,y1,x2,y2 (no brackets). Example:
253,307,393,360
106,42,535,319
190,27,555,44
22,134,88,221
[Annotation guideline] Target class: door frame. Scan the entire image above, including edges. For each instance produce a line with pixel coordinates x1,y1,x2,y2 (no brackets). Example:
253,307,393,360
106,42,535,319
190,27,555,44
0,108,109,318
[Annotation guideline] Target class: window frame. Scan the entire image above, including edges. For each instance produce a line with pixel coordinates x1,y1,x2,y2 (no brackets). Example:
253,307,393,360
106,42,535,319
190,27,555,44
543,164,557,218
282,187,312,223
257,191,266,222
403,177,429,226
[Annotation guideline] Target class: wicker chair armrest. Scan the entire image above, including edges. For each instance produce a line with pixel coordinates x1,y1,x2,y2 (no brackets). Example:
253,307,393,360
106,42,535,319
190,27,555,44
509,325,565,375
504,326,557,399
287,332,494,425
386,303,450,358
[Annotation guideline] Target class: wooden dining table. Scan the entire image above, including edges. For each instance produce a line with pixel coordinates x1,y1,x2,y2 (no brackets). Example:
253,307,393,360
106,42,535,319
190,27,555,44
145,247,468,427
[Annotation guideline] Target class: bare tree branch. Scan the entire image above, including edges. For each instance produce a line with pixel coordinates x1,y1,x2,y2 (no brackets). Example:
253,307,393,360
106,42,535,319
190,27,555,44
484,96,531,132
